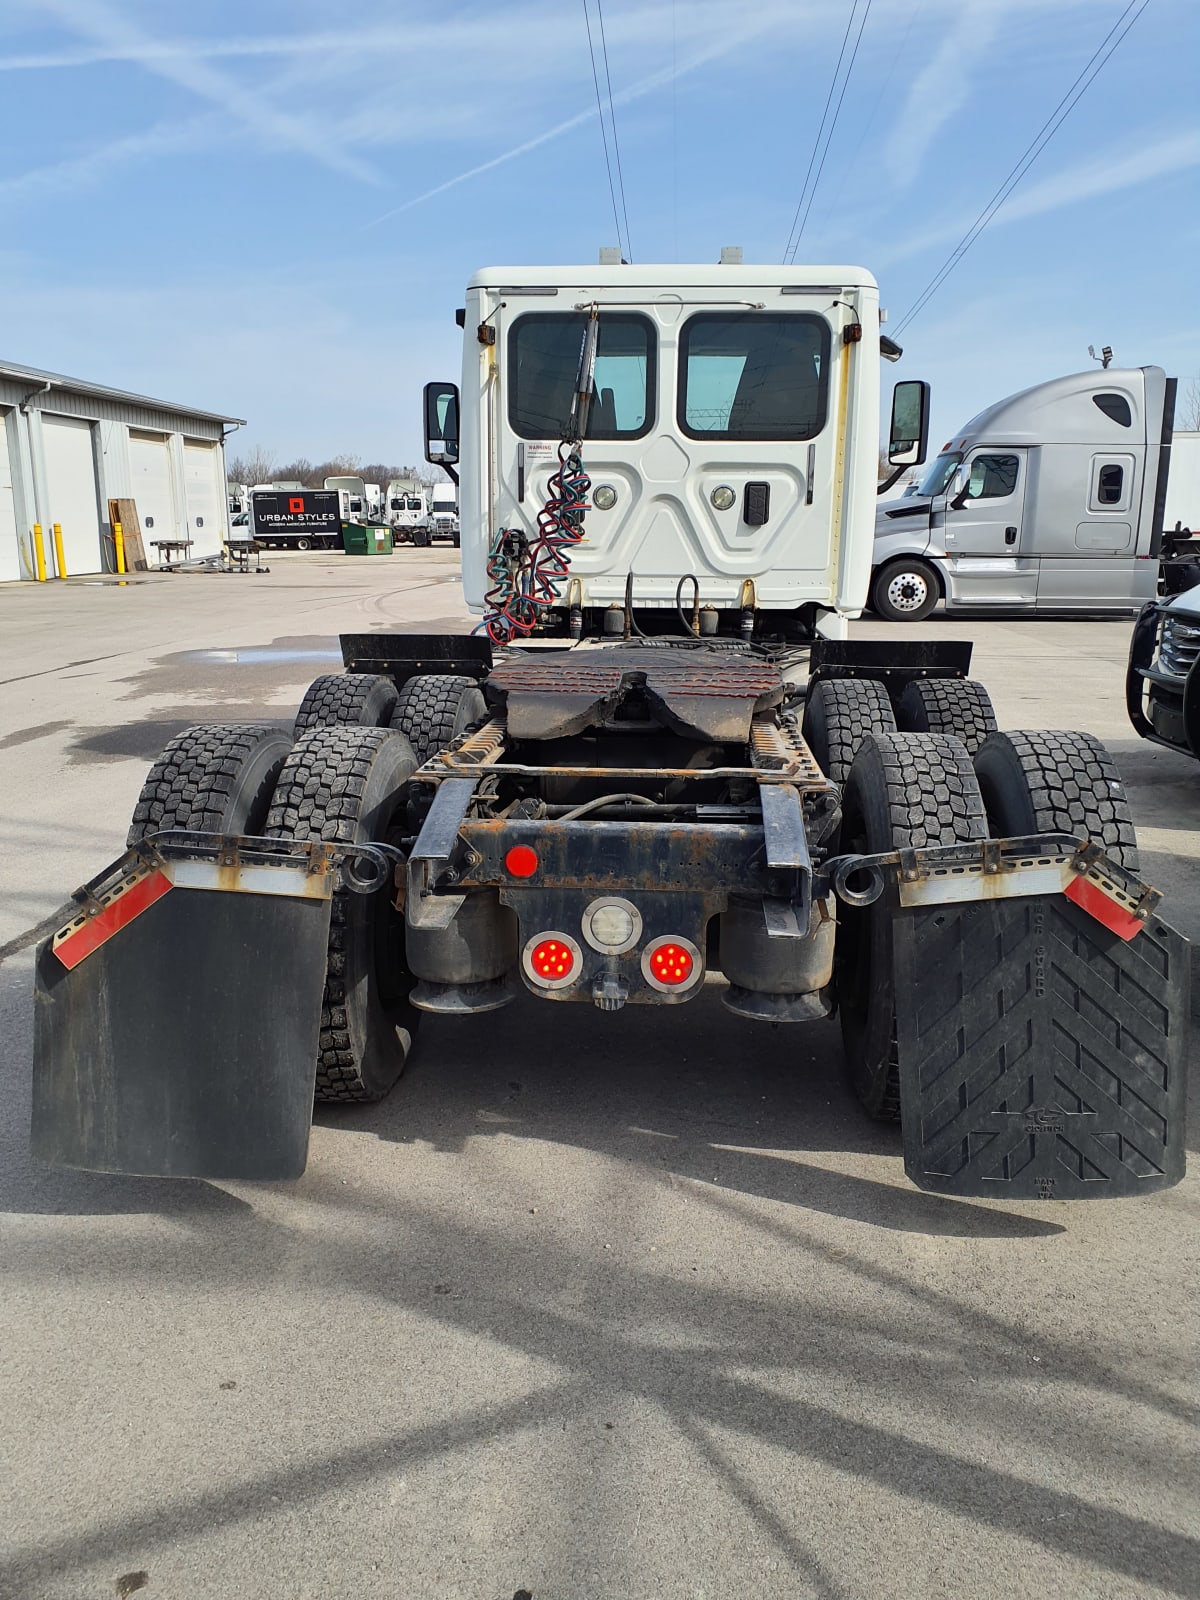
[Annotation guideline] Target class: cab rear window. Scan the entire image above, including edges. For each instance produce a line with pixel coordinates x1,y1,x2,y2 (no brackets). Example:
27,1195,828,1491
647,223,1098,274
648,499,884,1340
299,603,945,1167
508,312,655,440
678,312,830,441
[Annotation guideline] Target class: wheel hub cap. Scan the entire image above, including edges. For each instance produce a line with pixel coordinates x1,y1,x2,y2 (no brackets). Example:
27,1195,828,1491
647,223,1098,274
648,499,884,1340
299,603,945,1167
887,572,928,611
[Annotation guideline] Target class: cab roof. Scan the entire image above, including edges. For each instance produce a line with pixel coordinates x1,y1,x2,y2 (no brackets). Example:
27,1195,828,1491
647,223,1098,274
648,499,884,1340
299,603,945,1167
468,263,878,291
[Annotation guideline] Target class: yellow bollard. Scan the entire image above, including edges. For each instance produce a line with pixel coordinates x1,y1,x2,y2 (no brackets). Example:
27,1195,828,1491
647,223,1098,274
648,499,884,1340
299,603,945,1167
113,520,126,575
52,522,67,579
32,523,47,582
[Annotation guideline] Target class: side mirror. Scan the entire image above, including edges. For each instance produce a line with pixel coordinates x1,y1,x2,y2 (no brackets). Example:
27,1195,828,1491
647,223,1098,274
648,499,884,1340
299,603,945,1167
424,381,460,466
887,379,930,466
948,486,970,511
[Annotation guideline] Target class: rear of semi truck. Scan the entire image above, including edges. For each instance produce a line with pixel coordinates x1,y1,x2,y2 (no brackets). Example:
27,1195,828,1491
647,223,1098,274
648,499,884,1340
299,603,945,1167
32,258,1188,1201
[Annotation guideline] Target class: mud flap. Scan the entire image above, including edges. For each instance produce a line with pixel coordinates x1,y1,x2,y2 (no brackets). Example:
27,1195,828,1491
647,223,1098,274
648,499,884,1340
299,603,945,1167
32,863,333,1180
893,894,1188,1199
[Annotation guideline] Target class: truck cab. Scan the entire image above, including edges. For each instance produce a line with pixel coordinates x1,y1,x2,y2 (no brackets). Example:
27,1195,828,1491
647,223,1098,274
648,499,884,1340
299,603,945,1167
425,260,929,641
871,366,1175,620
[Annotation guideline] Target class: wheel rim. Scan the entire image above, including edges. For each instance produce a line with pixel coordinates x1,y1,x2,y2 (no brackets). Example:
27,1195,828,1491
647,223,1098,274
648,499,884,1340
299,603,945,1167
886,570,929,612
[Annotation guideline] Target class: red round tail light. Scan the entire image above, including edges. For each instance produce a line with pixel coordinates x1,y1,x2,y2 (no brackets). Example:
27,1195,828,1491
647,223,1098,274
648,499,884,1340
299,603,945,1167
505,844,539,878
522,931,583,990
642,936,702,993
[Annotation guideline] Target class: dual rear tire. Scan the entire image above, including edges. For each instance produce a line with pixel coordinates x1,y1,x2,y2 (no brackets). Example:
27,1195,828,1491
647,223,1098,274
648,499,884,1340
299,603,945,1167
833,721,1138,1120
126,674,487,1104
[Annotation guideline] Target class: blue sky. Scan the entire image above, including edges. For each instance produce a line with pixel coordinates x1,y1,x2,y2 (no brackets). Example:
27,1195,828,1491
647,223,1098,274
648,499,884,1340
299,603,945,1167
1,0,1197,466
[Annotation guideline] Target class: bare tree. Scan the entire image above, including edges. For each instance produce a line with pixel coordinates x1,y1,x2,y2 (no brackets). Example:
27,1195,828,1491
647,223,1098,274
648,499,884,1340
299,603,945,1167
1179,376,1200,432
273,457,317,486
227,447,276,485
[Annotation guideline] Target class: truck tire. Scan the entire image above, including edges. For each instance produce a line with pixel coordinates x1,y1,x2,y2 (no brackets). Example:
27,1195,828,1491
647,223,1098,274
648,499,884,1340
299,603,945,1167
266,725,420,1102
801,678,897,787
837,732,988,1119
974,730,1138,869
412,527,430,548
871,558,940,622
294,673,399,737
295,537,312,552
896,677,997,754
127,723,292,847
391,674,488,765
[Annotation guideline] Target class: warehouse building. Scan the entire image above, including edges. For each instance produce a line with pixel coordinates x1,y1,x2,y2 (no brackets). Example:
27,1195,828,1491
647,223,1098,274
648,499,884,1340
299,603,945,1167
0,360,244,581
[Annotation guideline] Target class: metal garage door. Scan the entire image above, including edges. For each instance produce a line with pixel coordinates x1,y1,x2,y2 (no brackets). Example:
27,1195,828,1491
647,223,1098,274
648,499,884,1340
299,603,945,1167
183,441,224,557
0,410,19,582
128,431,179,546
43,415,102,574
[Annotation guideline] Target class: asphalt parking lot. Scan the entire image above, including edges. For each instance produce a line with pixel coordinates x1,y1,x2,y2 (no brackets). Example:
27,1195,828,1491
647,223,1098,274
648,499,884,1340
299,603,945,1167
1,552,1197,1600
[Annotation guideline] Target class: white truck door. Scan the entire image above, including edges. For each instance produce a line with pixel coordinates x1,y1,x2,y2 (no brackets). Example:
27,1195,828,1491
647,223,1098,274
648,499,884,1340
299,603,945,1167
936,448,1035,606
1036,451,1150,611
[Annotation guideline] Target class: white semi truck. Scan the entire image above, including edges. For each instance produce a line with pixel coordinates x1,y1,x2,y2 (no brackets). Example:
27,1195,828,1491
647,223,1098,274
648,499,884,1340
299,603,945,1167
384,476,428,541
871,367,1197,620
412,481,460,546
32,256,1187,1202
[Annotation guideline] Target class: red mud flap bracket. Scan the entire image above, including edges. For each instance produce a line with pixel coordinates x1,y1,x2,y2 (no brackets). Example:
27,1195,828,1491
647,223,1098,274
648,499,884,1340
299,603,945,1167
886,840,1188,1199
32,837,344,1181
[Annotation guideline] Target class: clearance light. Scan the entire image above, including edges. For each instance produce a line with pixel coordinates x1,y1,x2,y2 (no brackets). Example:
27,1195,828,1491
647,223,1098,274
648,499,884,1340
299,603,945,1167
710,485,737,511
522,931,583,990
505,845,539,878
642,936,702,994
592,484,618,510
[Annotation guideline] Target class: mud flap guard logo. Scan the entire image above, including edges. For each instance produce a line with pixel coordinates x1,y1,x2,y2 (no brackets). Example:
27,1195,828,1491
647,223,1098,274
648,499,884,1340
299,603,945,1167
891,894,1188,1199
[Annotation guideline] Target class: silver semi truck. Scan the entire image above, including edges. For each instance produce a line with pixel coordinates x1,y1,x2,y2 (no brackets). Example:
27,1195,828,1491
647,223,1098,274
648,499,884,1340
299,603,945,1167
871,366,1195,620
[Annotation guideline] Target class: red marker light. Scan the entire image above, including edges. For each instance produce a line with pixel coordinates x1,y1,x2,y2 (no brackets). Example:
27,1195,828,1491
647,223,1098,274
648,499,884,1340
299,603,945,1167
505,845,539,877
648,942,694,986
528,937,579,983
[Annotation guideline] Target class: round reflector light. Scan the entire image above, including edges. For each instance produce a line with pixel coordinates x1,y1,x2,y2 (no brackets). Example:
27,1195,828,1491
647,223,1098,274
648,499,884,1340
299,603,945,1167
642,935,702,993
505,844,539,878
522,931,583,990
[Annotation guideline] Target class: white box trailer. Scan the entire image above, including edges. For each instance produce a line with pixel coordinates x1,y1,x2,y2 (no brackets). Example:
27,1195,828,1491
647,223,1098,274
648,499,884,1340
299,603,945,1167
1164,431,1200,532
871,367,1187,620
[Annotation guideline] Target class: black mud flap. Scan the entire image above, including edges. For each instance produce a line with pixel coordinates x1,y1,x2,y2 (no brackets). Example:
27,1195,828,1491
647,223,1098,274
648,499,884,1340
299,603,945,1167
893,895,1188,1199
32,874,332,1181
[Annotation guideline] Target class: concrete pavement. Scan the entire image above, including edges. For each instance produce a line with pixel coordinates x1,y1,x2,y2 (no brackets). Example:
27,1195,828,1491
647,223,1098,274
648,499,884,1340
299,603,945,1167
0,556,1196,1600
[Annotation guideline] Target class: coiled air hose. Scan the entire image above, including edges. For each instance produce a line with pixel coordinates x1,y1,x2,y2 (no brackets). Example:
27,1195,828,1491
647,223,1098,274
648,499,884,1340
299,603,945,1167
480,441,591,645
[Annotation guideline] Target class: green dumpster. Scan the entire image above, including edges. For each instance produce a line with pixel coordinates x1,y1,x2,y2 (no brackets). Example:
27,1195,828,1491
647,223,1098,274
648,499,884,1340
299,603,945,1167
341,522,394,555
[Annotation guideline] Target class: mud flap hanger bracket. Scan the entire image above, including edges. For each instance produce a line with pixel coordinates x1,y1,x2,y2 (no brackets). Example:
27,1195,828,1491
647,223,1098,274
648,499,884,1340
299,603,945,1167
822,833,1164,934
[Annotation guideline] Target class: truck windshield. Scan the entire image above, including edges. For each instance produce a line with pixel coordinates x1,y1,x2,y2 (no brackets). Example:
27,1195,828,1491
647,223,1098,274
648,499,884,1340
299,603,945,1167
917,451,962,497
678,312,829,440
508,312,654,440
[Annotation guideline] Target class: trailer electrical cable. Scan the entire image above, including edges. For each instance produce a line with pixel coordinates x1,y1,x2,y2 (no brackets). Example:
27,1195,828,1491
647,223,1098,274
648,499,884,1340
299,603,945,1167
480,442,592,645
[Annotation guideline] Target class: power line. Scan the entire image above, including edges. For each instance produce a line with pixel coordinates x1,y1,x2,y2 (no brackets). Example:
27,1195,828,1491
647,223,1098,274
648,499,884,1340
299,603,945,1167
595,0,633,262
582,0,627,262
782,0,872,265
788,0,873,262
894,0,1150,335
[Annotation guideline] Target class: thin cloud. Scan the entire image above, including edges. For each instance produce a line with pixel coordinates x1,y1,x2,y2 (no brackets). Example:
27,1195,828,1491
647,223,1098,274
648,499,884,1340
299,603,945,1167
0,114,214,200
35,0,384,186
886,7,1001,185
882,127,1200,265
363,15,791,229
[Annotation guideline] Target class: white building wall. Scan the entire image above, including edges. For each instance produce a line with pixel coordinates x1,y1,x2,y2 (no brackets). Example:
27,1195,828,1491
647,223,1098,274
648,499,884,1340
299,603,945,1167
0,373,235,580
